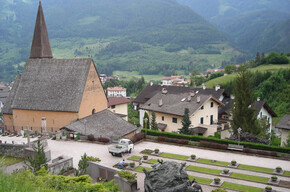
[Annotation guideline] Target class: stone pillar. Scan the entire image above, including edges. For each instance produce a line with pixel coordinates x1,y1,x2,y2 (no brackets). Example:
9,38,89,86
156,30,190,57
26,126,31,147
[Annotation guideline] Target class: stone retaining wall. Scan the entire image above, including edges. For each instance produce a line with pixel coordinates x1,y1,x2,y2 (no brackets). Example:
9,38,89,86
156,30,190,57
0,143,27,158
48,155,73,175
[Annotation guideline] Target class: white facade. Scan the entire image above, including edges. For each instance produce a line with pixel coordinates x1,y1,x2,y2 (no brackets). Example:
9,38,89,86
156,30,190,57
162,79,172,86
0,101,3,113
257,107,273,132
107,88,126,97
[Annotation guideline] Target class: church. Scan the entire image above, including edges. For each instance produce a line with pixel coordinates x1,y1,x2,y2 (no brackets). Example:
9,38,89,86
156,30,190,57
3,1,136,138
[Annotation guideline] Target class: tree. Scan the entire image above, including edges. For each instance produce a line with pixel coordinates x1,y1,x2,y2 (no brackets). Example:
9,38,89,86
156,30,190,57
143,112,150,129
75,153,89,176
25,139,47,173
150,111,158,130
179,108,192,135
255,51,260,64
231,65,260,135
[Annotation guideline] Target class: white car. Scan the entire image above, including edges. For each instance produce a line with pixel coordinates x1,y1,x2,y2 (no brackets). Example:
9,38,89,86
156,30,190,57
108,139,134,157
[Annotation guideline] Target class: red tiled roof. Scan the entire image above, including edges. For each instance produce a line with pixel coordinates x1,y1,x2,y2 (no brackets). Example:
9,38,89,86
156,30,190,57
108,97,130,106
107,86,126,91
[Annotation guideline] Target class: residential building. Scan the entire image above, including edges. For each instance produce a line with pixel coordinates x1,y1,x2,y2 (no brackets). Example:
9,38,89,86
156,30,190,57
108,97,131,121
162,75,187,86
107,86,126,97
99,74,107,84
206,69,224,75
140,88,224,136
275,114,290,146
3,2,109,133
218,97,277,136
133,83,228,128
251,98,277,132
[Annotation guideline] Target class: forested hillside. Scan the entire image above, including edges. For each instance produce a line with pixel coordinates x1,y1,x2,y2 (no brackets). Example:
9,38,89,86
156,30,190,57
0,0,244,82
177,0,290,54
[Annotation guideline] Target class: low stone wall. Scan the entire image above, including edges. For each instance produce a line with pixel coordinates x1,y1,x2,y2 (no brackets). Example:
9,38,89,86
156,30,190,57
48,155,73,175
86,161,118,181
86,161,138,192
0,143,27,158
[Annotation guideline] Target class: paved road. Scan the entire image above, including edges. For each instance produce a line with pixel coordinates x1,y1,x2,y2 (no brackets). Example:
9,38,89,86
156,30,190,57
1,136,290,192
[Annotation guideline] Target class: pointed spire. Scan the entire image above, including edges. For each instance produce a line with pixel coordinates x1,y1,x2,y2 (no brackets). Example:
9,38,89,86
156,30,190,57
30,0,53,59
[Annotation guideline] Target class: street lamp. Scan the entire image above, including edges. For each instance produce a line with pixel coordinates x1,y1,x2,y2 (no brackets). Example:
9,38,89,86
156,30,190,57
144,118,148,139
237,127,242,145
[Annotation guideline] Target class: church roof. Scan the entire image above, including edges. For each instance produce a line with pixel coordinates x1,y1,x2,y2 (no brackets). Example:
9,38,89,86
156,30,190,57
30,1,53,59
11,58,93,112
2,75,21,114
64,109,137,138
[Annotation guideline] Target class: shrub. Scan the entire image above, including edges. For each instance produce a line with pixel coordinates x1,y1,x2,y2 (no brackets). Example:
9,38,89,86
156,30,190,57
143,155,148,160
129,162,135,167
214,177,220,184
265,186,272,192
87,134,95,141
131,132,144,143
141,129,290,153
271,176,277,182
157,136,188,144
191,154,196,159
223,169,229,174
97,137,110,143
117,170,137,183
154,148,159,154
87,156,101,162
231,160,236,166
276,166,282,172
199,141,227,150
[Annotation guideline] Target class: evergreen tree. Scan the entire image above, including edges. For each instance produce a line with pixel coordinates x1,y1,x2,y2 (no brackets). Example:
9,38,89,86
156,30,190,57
150,111,158,130
255,51,260,64
25,139,47,173
231,65,260,135
179,108,192,135
143,112,150,129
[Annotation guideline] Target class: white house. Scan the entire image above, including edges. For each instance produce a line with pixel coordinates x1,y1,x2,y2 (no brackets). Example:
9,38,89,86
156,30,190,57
139,88,224,136
107,86,126,97
108,97,130,121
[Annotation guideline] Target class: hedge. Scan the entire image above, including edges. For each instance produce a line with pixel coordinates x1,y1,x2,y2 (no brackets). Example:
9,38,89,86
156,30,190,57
142,129,290,154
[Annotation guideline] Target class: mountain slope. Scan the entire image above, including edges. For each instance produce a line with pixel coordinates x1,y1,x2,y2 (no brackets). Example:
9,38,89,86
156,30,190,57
177,0,290,54
0,0,242,82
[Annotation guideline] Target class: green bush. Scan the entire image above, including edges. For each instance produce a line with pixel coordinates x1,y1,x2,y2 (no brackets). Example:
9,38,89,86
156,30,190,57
87,156,101,162
141,129,290,153
117,170,137,183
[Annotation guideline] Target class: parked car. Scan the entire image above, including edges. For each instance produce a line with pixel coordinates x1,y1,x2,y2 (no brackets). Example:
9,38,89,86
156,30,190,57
108,139,134,157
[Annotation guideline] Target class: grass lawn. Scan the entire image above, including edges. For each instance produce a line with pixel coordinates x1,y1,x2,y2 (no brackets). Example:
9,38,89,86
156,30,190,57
186,165,222,175
284,171,290,176
0,155,23,167
196,158,229,166
230,172,269,183
134,166,151,172
159,152,189,160
222,182,263,192
147,159,158,164
128,156,142,161
188,175,212,185
238,164,274,174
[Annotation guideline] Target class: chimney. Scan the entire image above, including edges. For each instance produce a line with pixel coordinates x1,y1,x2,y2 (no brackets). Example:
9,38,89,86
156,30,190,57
230,95,235,100
197,96,200,103
187,95,191,102
159,99,163,107
215,85,220,91
202,83,206,90
190,91,195,97
162,88,168,94
150,82,153,86
257,97,260,101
